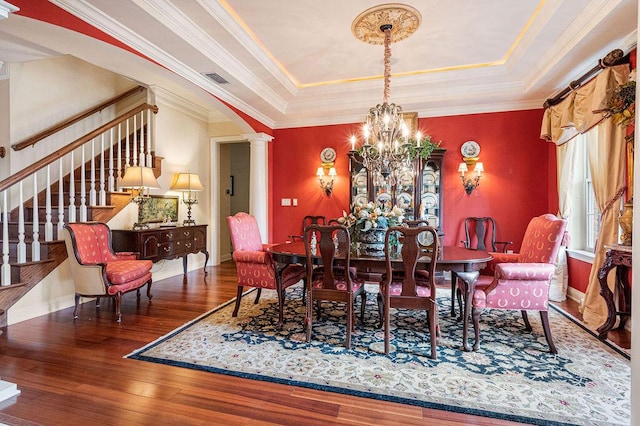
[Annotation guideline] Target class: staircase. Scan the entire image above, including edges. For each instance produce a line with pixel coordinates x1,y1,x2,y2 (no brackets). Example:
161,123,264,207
0,98,161,327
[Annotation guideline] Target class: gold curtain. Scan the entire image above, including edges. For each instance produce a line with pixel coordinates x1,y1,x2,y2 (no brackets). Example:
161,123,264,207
540,64,630,327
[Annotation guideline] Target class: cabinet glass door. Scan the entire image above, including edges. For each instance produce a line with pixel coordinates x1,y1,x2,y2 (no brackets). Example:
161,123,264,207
420,161,440,228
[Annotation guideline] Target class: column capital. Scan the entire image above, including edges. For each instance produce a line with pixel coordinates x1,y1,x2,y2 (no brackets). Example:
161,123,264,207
242,132,274,144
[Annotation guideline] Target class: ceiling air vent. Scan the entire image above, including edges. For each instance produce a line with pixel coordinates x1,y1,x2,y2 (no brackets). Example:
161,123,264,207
204,72,229,84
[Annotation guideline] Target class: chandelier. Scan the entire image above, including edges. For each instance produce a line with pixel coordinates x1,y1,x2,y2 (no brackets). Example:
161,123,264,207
351,4,423,187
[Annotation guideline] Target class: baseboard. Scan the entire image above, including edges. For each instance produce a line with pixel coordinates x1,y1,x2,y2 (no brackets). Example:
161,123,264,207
0,380,20,403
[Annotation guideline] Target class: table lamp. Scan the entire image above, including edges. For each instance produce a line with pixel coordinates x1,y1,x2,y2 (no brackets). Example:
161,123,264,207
119,166,160,230
170,172,204,225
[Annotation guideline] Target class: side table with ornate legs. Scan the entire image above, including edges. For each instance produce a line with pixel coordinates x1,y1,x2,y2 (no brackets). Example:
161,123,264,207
596,244,632,340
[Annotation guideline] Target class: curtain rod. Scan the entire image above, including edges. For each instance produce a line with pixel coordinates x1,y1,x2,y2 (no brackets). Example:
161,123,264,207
543,49,630,109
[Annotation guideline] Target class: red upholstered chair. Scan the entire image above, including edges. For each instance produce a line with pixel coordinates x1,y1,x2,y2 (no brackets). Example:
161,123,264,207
466,214,567,353
303,224,366,349
227,212,306,326
63,222,153,322
379,225,440,359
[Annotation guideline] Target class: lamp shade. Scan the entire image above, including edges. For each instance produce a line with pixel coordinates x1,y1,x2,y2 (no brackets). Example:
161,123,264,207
120,166,160,189
170,173,205,191
457,163,468,173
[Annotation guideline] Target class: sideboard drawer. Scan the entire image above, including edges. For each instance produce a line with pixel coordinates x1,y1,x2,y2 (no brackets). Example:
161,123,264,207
111,225,209,276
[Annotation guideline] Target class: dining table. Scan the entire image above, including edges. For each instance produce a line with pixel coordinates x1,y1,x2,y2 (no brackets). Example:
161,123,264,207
267,241,492,351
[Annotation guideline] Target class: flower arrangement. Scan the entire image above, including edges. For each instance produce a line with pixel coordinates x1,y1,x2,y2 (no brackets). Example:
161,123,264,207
337,202,405,242
607,69,636,127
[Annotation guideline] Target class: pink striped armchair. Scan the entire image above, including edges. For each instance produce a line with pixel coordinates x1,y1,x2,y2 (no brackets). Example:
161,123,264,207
227,212,306,327
466,214,567,353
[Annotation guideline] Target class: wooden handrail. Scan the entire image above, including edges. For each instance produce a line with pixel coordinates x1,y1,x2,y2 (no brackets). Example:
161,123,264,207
0,103,158,193
12,85,146,151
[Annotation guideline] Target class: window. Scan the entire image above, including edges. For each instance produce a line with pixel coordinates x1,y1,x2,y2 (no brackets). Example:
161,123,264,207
569,127,602,253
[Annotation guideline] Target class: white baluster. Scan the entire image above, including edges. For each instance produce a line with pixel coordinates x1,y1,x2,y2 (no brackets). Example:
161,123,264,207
132,115,138,166
139,111,145,167
68,150,76,223
90,138,96,206
57,160,65,239
125,119,130,169
80,145,87,222
146,108,152,167
32,173,40,262
17,181,26,262
117,124,122,190
100,133,106,205
1,191,10,285
45,165,53,241
108,128,115,193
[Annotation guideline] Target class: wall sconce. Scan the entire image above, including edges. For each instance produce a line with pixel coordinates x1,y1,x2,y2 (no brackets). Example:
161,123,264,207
119,166,160,229
458,161,484,195
170,172,205,225
317,166,337,196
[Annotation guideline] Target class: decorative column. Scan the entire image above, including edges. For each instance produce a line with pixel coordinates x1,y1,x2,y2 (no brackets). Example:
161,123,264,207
244,132,273,243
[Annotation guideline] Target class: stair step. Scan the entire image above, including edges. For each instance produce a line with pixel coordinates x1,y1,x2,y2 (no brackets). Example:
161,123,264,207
0,380,20,403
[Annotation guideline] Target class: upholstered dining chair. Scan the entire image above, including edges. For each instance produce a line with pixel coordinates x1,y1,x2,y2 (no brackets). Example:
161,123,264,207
303,224,366,349
227,212,306,327
379,225,440,359
464,214,567,353
289,215,326,242
63,222,153,322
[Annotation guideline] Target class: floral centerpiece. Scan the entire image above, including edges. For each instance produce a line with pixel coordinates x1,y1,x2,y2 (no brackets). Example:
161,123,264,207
337,202,404,256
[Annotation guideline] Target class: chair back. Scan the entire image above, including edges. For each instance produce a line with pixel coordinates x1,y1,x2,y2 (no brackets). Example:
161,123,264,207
384,225,439,297
464,217,497,251
303,215,326,231
518,214,567,264
227,212,263,252
65,222,119,264
304,224,352,291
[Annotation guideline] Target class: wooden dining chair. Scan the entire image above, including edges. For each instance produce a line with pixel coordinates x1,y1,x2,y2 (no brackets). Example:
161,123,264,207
452,216,514,316
379,225,440,359
303,224,366,349
289,215,326,242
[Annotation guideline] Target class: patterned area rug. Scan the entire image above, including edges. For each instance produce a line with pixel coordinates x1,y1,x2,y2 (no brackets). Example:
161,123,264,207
126,284,630,426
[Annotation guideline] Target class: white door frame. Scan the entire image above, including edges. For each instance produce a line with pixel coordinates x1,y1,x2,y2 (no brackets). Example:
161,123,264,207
210,133,272,265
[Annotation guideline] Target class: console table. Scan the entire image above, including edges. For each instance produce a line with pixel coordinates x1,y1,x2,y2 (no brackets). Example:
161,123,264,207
596,244,631,340
112,225,209,275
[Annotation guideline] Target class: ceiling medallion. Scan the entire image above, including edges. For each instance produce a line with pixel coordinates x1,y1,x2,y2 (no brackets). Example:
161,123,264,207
351,3,422,45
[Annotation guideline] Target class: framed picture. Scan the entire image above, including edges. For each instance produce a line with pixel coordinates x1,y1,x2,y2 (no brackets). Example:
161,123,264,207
140,196,179,223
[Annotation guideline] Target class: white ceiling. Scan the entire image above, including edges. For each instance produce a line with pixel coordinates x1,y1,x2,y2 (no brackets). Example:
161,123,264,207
0,0,638,129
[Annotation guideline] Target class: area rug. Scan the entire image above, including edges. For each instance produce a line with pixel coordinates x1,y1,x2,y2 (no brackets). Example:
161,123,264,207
126,284,630,426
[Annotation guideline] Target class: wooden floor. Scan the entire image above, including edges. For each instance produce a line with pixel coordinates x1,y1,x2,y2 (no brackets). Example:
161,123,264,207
0,262,628,425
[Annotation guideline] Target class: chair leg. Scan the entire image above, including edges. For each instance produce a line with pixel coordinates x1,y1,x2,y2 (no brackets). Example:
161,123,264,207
384,294,391,355
305,285,313,342
114,293,123,323
429,304,437,360
95,297,101,308
450,277,456,317
232,286,243,317
254,288,262,304
277,285,286,329
540,311,557,354
376,292,384,329
359,292,366,323
472,308,481,351
521,310,532,331
136,288,141,300
456,287,464,321
73,294,80,319
146,280,153,300
345,295,353,349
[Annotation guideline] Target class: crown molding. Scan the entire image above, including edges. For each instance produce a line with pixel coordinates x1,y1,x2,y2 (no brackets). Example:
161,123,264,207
0,1,19,19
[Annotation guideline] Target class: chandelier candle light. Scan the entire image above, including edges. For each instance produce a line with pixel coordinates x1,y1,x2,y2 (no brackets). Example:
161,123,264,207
119,166,160,230
350,4,437,187
170,172,205,226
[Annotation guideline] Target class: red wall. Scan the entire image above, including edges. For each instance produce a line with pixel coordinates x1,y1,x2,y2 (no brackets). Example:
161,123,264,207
272,109,555,248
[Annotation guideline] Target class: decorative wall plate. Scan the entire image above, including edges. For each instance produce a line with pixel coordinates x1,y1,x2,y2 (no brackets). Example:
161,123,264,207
422,192,438,209
461,141,480,158
396,192,412,209
320,147,336,163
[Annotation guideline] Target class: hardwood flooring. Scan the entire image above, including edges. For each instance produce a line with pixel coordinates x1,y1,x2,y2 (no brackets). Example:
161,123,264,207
0,261,627,425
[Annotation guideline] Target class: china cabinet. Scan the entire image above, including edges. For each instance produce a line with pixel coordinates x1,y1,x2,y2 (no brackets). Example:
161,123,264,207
348,148,446,233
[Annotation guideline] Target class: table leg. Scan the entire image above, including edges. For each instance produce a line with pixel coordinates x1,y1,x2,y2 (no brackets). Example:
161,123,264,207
183,255,188,276
202,250,209,275
596,251,616,340
456,271,479,352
